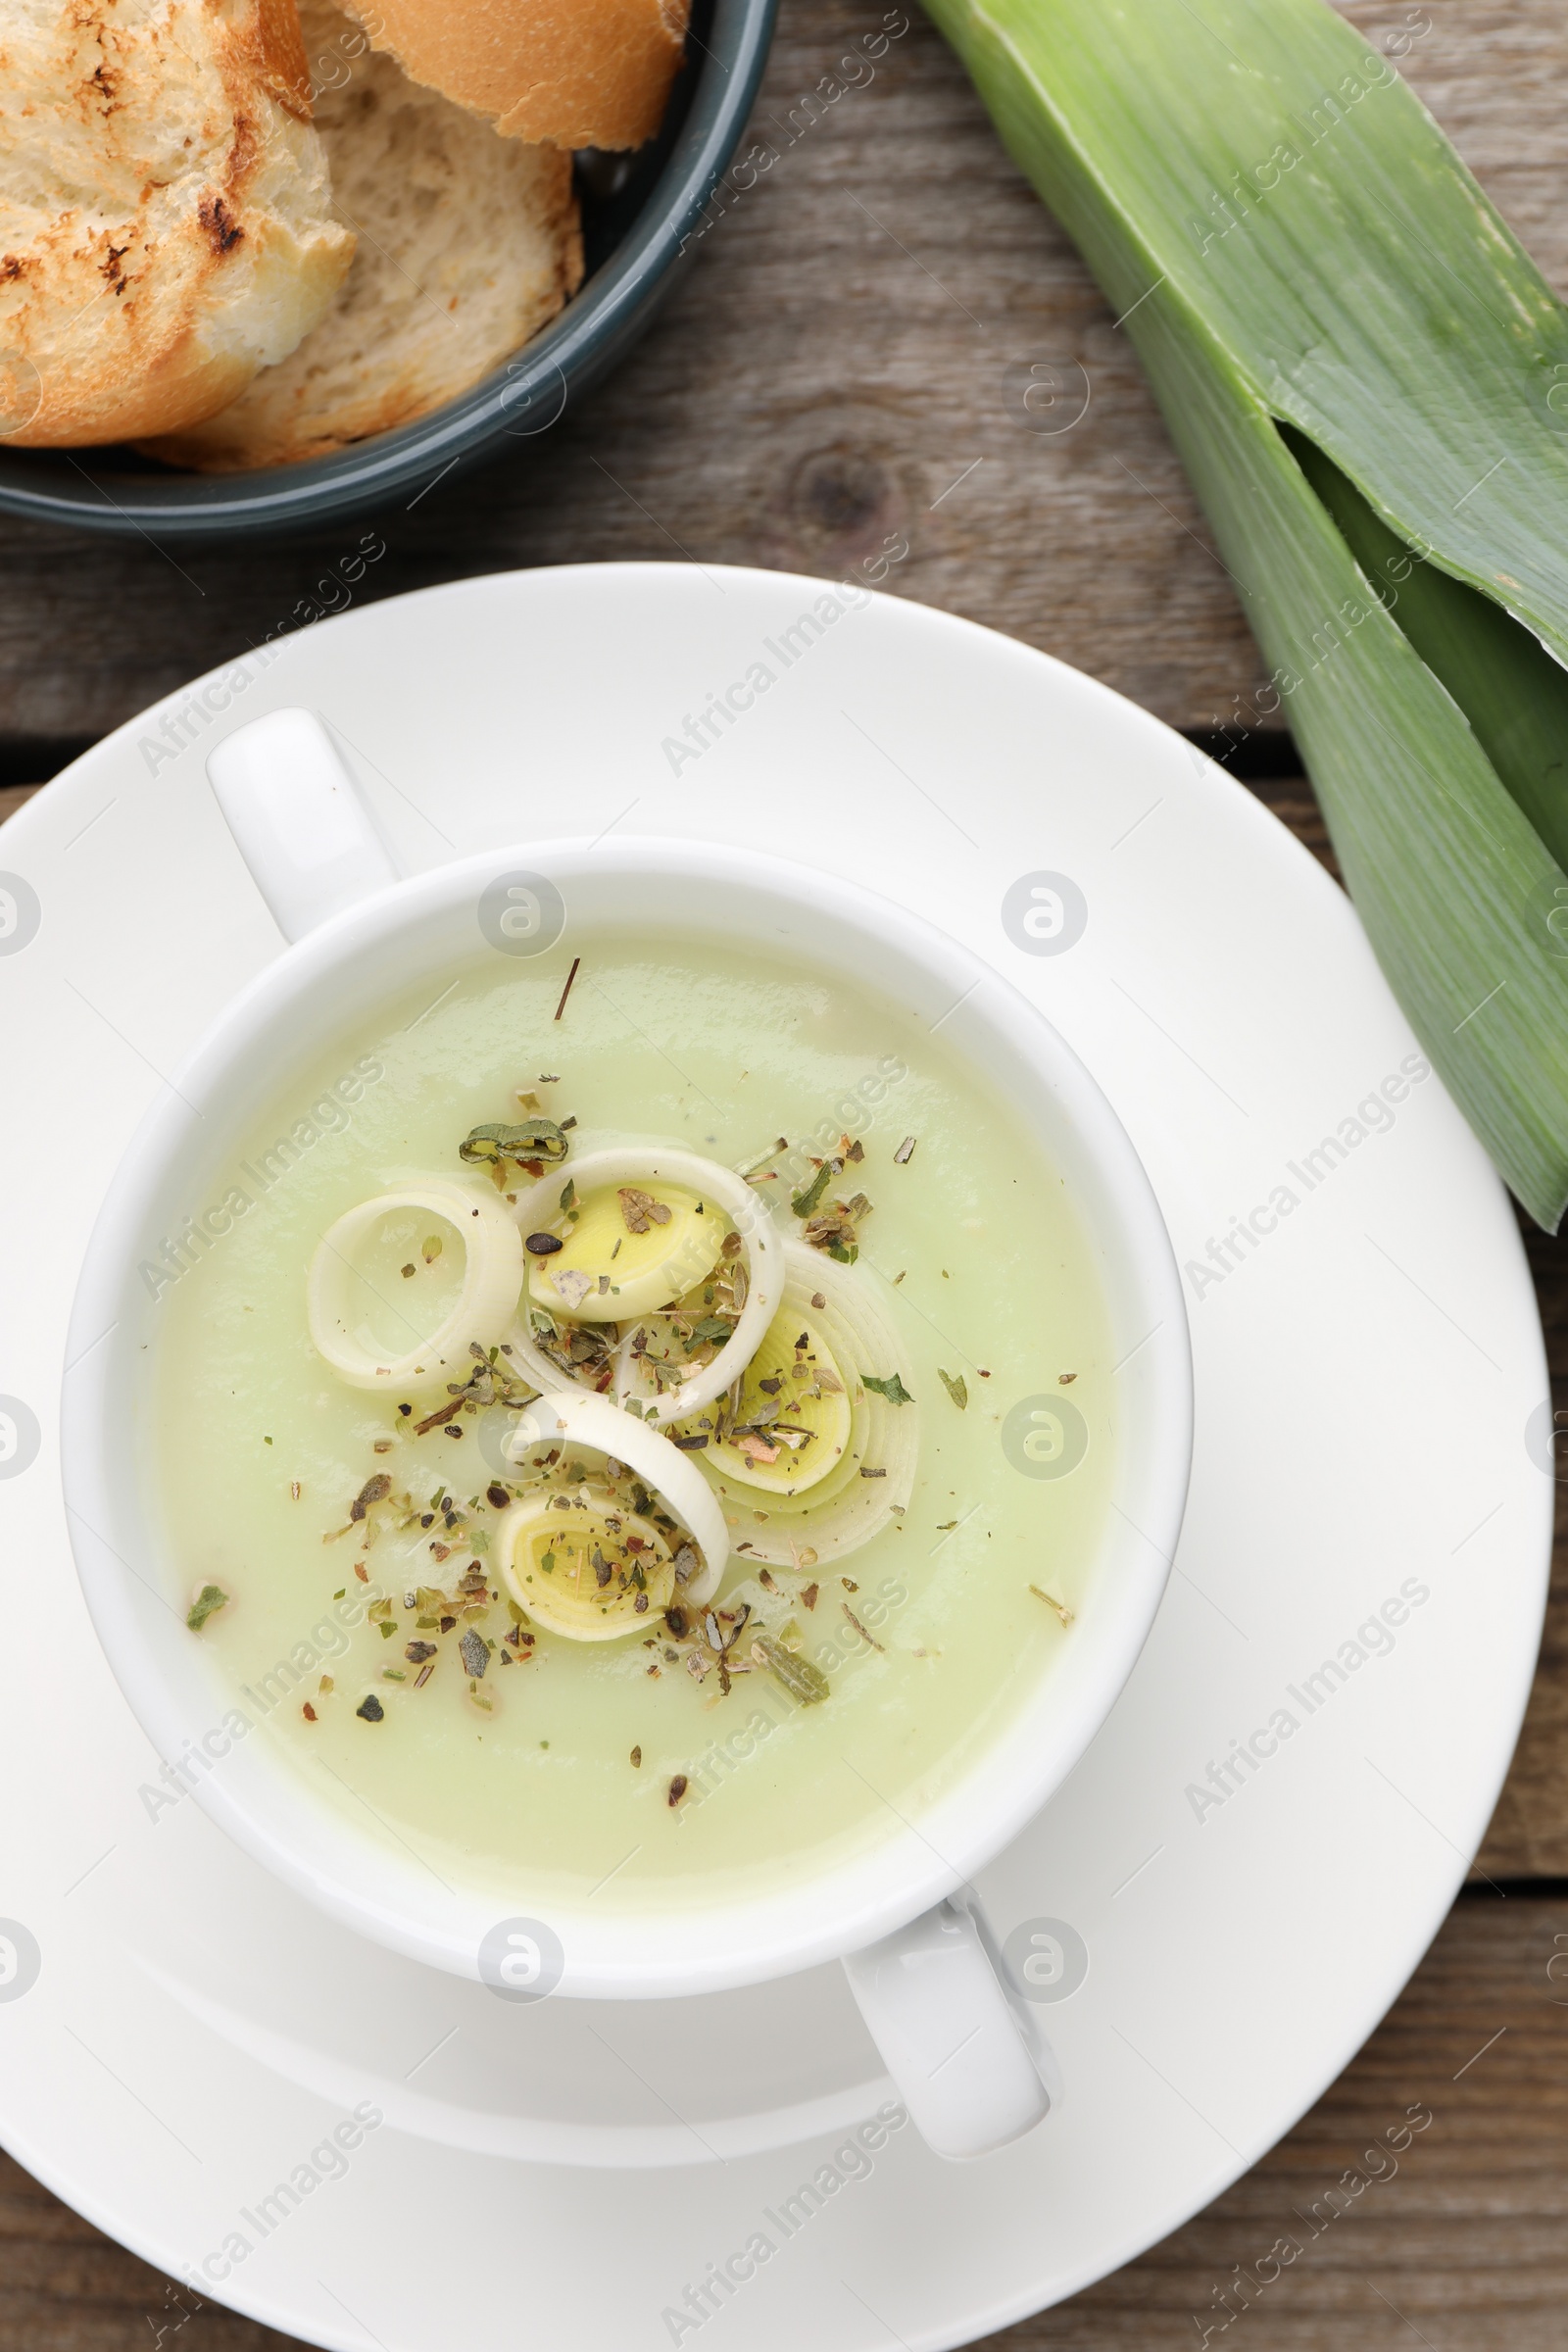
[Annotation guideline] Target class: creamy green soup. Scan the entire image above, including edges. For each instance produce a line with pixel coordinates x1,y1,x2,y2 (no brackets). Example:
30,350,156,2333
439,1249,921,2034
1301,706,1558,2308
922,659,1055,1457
151,934,1113,1917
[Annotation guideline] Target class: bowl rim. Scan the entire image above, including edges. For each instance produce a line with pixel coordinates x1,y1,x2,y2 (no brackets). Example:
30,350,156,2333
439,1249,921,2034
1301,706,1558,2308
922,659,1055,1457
60,836,1194,1996
0,0,779,539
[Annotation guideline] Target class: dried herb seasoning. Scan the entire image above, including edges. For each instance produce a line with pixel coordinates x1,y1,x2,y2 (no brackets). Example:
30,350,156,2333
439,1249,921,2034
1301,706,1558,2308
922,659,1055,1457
618,1185,672,1234
791,1161,833,1217
752,1635,830,1705
554,956,581,1021
1030,1585,1074,1627
843,1603,883,1651
460,1117,569,1169
186,1584,227,1632
349,1473,391,1520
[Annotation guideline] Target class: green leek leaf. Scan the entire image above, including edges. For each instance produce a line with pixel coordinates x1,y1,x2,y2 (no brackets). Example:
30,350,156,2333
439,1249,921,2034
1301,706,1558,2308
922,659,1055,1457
924,0,1568,1225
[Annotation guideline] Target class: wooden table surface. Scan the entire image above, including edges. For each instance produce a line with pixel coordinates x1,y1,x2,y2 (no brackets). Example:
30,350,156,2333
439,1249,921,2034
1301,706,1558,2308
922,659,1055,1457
3,1,1566,2343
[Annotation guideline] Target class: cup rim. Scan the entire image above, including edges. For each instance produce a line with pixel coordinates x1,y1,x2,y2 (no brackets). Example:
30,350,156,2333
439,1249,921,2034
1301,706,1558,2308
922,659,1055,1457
61,837,1193,1995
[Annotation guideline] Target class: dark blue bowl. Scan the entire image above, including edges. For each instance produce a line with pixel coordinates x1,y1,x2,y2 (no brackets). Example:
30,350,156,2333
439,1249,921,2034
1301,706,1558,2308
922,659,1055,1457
0,0,775,540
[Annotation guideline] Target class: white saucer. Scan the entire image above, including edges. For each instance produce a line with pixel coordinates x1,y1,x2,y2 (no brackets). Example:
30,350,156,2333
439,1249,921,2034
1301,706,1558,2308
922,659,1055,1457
0,565,1548,2351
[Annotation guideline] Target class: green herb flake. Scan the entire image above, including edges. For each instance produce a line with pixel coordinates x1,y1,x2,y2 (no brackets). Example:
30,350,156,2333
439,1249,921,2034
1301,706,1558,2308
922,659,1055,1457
861,1372,914,1407
752,1634,830,1705
186,1584,228,1633
938,1368,968,1411
791,1162,832,1217
460,1119,567,1170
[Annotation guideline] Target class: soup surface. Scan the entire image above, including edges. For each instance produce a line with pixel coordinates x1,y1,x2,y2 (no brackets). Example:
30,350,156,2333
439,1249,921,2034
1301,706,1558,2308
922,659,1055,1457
151,932,1113,1915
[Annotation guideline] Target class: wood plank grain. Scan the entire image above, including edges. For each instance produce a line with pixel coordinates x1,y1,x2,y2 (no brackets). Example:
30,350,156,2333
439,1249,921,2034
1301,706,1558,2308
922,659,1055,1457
1476,1220,1568,1880
2,2,1565,2334
0,0,1559,756
1,1891,1561,2350
981,1889,1568,2352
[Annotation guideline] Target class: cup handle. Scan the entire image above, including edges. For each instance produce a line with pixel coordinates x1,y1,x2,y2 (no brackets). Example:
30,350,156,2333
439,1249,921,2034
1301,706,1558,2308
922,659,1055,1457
842,1898,1055,2161
206,708,401,943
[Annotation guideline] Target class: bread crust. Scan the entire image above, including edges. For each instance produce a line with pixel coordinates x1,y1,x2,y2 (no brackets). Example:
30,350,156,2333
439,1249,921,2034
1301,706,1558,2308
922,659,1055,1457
0,0,356,447
254,0,315,115
349,0,691,150
141,0,583,470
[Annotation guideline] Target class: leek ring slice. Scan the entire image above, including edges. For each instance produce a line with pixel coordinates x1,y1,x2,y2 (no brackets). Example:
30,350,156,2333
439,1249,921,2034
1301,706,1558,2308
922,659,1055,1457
308,1180,523,1393
696,1244,920,1565
497,1387,729,1639
644,1306,854,1497
508,1149,782,1424
494,1488,676,1643
526,1178,721,1323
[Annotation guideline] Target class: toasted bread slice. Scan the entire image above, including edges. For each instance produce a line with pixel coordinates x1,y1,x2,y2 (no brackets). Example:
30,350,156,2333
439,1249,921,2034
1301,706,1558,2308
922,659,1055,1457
141,0,583,471
0,0,356,446
350,0,691,152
